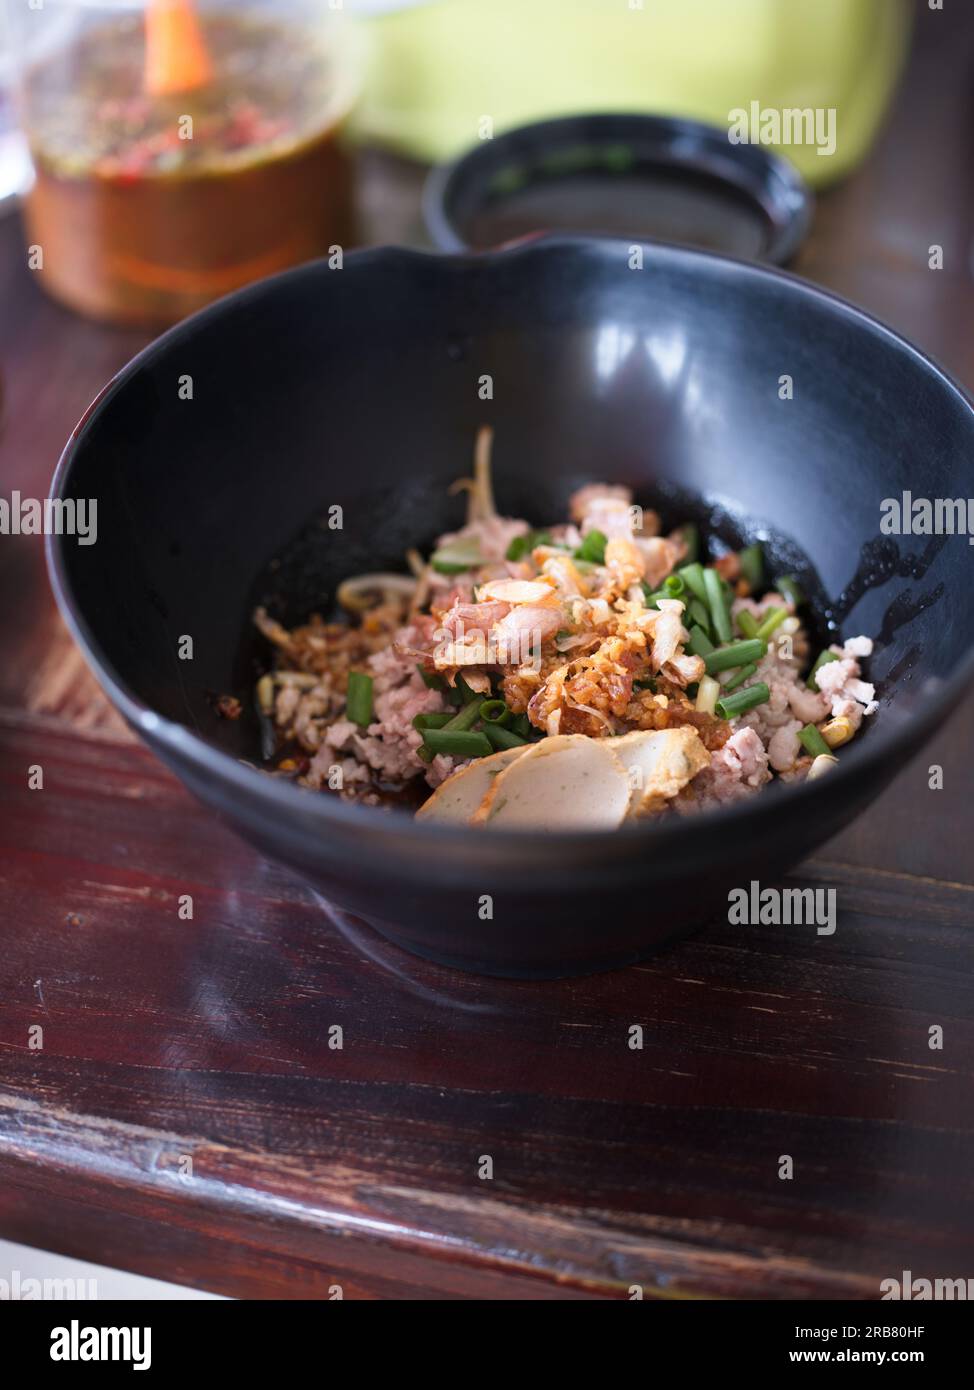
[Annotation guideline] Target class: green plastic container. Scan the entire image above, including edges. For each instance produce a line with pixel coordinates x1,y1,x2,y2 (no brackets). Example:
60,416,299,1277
350,0,911,187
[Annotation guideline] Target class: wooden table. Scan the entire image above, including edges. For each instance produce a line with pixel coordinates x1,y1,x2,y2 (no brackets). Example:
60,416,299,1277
1,5,972,1299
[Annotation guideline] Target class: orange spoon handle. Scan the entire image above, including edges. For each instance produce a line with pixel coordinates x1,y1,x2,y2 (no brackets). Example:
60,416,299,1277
144,0,214,97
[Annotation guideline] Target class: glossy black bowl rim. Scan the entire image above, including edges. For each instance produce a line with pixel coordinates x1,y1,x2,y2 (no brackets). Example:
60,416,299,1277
422,111,814,263
47,235,974,856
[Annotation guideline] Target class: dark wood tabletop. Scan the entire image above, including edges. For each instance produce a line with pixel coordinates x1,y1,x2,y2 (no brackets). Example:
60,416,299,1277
1,5,972,1300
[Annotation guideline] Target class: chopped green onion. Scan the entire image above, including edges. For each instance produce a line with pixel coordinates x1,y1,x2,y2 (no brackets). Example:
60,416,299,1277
738,543,764,591
722,661,757,693
736,610,760,639
704,638,767,675
443,674,478,707
506,529,552,562
695,674,720,714
755,606,787,641
677,563,708,604
664,573,686,598
678,523,700,564
430,540,483,574
416,665,444,691
483,723,528,751
687,625,715,658
422,728,492,758
444,698,483,732
776,574,804,608
412,712,453,732
798,723,832,760
715,682,771,720
687,597,711,633
511,712,533,739
346,671,374,727
574,528,607,564
703,566,733,644
645,586,692,608
634,677,656,691
479,699,511,727
807,649,840,690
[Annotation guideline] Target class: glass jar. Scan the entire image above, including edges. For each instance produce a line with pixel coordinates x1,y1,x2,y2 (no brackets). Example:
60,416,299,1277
6,0,361,325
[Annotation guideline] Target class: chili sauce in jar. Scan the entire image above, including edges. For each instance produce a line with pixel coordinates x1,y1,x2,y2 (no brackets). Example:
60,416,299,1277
14,2,359,325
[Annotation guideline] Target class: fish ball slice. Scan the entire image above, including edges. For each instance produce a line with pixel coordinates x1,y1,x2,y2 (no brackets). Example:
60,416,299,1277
607,727,710,817
416,746,528,824
474,734,630,830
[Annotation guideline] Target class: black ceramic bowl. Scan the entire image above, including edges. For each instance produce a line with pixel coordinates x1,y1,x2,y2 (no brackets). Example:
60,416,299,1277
48,238,974,977
423,112,812,264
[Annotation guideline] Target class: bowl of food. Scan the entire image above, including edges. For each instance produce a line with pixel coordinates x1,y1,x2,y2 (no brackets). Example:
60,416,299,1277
48,237,974,976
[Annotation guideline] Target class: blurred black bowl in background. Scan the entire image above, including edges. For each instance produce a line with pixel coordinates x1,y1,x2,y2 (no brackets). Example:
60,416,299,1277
423,113,812,262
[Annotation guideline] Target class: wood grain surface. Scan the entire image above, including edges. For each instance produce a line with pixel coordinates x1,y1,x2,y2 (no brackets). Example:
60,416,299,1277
0,2,972,1299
